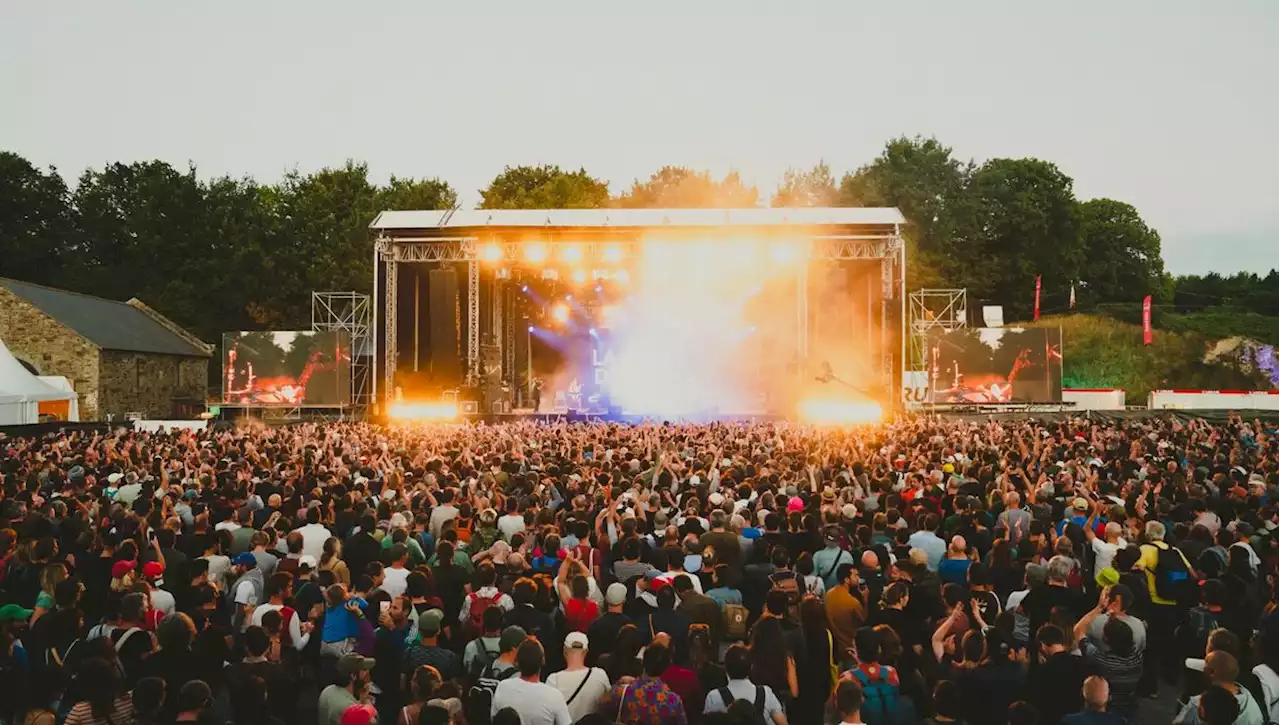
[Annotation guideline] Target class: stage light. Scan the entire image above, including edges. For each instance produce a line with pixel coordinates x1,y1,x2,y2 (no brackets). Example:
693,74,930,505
525,242,549,264
602,243,625,264
521,284,529,292
595,285,603,293
613,269,631,285
797,398,883,426
768,242,799,265
561,244,584,264
570,268,587,285
551,302,570,324
527,325,535,332
479,243,503,264
565,294,573,301
496,267,511,280
588,328,598,337
541,269,559,280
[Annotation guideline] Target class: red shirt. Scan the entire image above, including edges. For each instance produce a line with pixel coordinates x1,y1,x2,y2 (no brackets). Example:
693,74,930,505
661,664,702,718
564,597,599,632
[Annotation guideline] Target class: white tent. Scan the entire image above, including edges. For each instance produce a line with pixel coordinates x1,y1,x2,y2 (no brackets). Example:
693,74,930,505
0,339,78,424
38,375,80,421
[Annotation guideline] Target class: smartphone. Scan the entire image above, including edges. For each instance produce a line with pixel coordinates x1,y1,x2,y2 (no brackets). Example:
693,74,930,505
380,601,390,615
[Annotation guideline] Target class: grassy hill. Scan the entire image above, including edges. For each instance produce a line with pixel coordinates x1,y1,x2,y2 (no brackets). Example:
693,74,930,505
1027,314,1274,404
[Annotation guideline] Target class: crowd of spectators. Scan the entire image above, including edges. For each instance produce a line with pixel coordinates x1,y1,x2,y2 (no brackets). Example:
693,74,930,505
0,414,1275,725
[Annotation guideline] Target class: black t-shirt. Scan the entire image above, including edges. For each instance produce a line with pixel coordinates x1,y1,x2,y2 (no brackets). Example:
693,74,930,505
1029,650,1093,725
110,625,156,685
586,612,631,665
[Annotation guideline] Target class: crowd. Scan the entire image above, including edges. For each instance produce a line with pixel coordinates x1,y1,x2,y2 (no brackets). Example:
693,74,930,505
0,414,1275,725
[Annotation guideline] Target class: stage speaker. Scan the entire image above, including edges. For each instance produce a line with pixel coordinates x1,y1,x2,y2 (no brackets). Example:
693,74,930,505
479,343,509,413
427,268,460,382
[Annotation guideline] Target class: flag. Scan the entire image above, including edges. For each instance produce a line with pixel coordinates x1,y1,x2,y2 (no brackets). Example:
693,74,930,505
1034,275,1042,321
1142,295,1152,345
1069,283,1076,310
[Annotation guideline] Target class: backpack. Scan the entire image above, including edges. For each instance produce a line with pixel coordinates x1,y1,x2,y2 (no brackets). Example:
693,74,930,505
467,591,501,636
716,685,767,725
1151,542,1194,603
724,602,749,640
466,662,517,725
468,641,501,679
851,666,901,725
770,572,801,605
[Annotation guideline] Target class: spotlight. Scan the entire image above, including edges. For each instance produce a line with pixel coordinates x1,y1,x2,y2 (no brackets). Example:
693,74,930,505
602,243,624,264
613,269,631,285
565,294,573,301
527,325,535,332
541,269,559,281
570,268,587,285
525,242,548,264
551,303,570,324
521,284,529,292
768,242,798,265
561,245,584,264
595,285,603,293
479,243,503,263
588,328,598,337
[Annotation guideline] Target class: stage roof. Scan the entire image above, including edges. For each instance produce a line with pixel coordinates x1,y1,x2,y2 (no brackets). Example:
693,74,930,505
370,207,905,233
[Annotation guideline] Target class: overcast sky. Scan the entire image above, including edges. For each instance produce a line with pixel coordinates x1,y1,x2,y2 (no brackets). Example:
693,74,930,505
2,1,1276,275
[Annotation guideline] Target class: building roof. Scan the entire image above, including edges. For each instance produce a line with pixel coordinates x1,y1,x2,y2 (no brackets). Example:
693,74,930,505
0,278,211,357
370,207,905,232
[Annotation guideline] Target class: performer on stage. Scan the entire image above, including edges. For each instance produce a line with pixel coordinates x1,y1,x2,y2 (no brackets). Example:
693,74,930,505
531,376,543,412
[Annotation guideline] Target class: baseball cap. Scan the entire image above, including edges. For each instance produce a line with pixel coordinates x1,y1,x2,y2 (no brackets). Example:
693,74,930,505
340,704,378,725
0,604,33,623
841,503,857,520
111,560,137,579
605,582,627,606
232,552,257,567
498,626,528,653
1072,497,1089,511
786,496,804,513
143,561,164,580
298,555,317,570
336,653,377,676
107,472,124,484
564,631,589,650
417,608,444,636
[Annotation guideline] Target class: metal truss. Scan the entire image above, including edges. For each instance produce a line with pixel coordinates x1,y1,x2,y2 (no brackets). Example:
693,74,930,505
909,288,968,373
372,235,898,263
384,261,398,402
466,260,479,385
311,291,372,410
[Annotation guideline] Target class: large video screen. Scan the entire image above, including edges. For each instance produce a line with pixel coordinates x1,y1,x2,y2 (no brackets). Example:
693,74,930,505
222,331,351,406
928,327,1062,404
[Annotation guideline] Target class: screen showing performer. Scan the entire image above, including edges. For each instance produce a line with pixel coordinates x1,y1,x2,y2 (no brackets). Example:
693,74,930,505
928,327,1063,404
221,331,351,406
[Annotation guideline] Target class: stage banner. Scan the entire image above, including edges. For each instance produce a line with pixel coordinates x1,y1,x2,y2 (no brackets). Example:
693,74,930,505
1142,296,1152,345
1034,275,1042,321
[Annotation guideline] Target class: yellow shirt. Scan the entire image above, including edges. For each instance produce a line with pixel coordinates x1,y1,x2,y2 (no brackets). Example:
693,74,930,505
1139,541,1191,606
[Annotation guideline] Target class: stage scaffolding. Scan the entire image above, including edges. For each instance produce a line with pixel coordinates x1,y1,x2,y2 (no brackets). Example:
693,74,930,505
370,208,908,413
311,291,372,411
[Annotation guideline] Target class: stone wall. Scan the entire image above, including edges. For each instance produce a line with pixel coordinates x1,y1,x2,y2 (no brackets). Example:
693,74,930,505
98,351,209,419
0,288,102,418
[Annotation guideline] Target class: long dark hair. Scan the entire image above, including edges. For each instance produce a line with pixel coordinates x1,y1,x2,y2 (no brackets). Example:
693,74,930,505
75,657,125,723
748,617,790,690
799,595,831,665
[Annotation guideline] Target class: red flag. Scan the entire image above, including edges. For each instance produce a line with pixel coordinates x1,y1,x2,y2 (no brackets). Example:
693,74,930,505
1034,275,1042,321
1142,295,1152,345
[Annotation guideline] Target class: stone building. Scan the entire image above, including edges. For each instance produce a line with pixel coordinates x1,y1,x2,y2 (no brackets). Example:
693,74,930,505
0,278,212,420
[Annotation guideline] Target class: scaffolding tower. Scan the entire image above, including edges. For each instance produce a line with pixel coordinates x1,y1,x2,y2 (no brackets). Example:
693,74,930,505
908,288,968,371
311,291,373,411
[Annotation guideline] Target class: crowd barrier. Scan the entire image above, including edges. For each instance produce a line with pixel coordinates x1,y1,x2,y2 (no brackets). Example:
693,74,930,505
1148,390,1279,411
132,420,210,433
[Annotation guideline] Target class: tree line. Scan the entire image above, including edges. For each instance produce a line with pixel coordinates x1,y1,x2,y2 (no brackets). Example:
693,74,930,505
1,137,1274,346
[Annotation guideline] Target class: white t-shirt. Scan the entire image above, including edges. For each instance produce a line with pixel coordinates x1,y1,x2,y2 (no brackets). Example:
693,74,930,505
498,514,526,541
546,667,611,722
383,567,410,598
150,588,176,616
1254,663,1279,724
1090,537,1127,577
490,678,572,725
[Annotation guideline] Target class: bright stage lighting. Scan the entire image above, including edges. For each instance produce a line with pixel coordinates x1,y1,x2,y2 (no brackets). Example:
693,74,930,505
602,244,625,264
527,325,535,332
551,302,570,324
768,242,800,265
525,242,549,264
521,284,529,292
479,243,503,263
387,401,459,422
797,398,883,426
613,269,631,285
541,269,559,281
561,245,584,264
570,268,588,285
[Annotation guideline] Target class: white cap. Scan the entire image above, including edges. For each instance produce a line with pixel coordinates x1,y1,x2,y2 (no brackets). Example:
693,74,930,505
708,492,724,506
298,555,318,569
564,631,589,650
107,472,124,484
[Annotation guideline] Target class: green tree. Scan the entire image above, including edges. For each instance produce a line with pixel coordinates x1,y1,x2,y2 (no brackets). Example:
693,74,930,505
377,176,458,214
0,152,74,284
1076,198,1163,305
614,166,759,208
965,157,1083,319
478,165,609,209
771,162,838,207
838,137,973,289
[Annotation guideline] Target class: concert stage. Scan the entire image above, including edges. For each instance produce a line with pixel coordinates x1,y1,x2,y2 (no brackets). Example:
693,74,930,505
368,208,907,421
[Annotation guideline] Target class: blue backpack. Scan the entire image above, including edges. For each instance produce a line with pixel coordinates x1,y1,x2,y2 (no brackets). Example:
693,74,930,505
851,666,901,725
